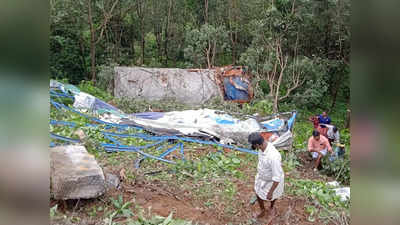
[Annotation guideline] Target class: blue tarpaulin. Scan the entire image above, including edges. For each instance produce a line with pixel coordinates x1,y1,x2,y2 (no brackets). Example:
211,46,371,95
223,77,250,101
93,98,120,112
287,112,297,130
262,118,284,131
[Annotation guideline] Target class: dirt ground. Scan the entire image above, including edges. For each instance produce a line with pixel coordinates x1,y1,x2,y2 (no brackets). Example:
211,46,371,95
50,149,336,225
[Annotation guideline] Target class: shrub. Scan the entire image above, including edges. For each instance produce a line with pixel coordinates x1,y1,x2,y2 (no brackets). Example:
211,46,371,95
78,80,114,102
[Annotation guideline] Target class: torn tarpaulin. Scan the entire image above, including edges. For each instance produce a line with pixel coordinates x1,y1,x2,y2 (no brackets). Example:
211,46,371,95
50,80,296,148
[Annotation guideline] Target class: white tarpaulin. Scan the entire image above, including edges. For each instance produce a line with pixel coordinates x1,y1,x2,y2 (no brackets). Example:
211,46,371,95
128,109,262,144
73,92,96,110
272,130,293,148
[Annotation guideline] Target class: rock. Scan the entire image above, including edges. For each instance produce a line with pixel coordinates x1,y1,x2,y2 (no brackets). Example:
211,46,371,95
105,173,120,190
73,129,86,140
50,145,106,200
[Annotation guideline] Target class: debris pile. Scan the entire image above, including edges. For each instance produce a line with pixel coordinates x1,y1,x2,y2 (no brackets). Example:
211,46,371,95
49,80,297,192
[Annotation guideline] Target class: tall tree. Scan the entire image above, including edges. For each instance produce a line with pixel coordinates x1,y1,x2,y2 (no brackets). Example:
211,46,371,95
87,0,120,82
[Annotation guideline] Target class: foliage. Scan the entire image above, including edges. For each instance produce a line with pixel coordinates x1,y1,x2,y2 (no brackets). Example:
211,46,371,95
97,64,117,93
104,195,134,225
78,80,114,102
242,100,274,116
281,150,301,172
116,98,190,114
321,149,350,185
286,178,349,209
127,212,194,225
288,177,350,224
50,204,58,219
184,24,228,68
172,151,243,180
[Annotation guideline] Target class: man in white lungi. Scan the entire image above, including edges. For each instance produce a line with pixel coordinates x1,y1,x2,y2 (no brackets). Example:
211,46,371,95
248,132,284,219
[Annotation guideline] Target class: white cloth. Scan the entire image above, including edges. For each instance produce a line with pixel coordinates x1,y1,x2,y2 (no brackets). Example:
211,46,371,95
327,126,340,142
254,143,284,201
312,148,328,158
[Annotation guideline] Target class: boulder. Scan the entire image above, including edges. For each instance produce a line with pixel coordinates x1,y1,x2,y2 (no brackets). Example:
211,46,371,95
105,173,120,190
50,145,106,200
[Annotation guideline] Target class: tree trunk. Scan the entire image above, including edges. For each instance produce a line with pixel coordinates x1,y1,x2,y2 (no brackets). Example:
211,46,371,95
345,96,350,129
345,108,350,129
90,41,96,82
78,35,87,78
204,0,208,24
273,71,283,113
330,81,339,110
87,0,96,82
230,0,238,65
206,40,211,68
164,0,172,66
231,32,237,65
137,0,145,65
140,10,145,65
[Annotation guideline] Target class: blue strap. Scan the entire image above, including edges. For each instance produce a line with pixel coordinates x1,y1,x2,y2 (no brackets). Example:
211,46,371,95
49,99,142,130
50,120,77,127
101,140,166,151
103,133,122,145
179,142,185,160
50,90,74,99
103,147,176,164
50,133,80,143
159,143,180,158
102,131,258,155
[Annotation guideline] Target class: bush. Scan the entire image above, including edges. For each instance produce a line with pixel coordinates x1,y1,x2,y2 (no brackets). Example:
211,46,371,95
96,64,116,93
77,80,114,102
321,150,350,185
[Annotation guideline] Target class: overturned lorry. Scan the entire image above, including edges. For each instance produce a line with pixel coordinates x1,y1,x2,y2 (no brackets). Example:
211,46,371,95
114,66,254,104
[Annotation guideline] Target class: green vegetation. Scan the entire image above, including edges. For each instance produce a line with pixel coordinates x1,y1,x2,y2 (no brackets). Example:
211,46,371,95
126,212,194,225
172,151,244,180
105,195,134,224
287,178,350,224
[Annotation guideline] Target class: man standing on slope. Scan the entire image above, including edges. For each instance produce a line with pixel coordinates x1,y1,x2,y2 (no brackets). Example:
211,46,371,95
248,133,284,220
